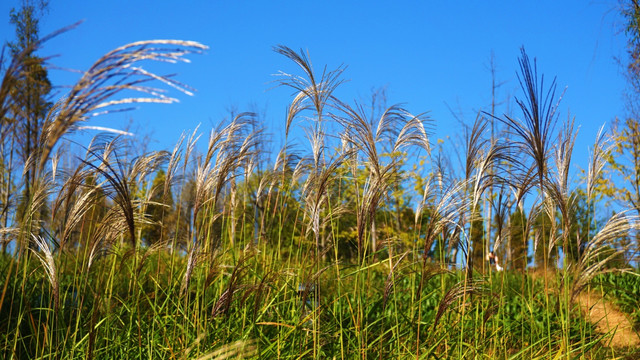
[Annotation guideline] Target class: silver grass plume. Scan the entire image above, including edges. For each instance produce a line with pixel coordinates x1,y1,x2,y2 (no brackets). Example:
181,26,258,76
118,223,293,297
545,118,578,267
39,39,207,171
432,278,486,331
571,211,639,301
82,136,168,248
30,234,59,310
586,125,614,203
334,100,430,257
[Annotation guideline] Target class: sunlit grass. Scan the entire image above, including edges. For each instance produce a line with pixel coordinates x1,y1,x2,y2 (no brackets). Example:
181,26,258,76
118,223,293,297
0,32,638,360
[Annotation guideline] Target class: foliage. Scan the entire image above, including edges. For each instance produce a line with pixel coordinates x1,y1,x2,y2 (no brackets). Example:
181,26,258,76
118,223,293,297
470,203,485,272
510,207,528,271
532,207,558,269
140,170,176,245
4,1,52,246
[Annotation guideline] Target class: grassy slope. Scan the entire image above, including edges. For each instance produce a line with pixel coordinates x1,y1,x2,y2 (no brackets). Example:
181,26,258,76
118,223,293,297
1,248,638,359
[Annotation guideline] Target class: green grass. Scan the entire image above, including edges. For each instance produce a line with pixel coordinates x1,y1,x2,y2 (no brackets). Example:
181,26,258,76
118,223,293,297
593,272,640,331
2,246,636,359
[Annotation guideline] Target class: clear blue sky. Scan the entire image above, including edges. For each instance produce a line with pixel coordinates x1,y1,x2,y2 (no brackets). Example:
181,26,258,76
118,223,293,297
0,1,629,177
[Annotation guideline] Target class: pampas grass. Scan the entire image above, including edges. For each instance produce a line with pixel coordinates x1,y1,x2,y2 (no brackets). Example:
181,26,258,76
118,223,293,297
0,29,638,359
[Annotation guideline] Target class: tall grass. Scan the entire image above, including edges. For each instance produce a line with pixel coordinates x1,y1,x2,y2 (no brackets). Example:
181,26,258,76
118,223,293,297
0,33,638,360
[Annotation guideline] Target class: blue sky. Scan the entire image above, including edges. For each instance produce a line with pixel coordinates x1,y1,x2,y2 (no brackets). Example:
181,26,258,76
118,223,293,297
0,1,629,177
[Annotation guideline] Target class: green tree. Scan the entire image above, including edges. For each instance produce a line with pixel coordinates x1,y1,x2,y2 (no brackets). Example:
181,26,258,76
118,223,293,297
8,1,52,209
602,118,640,208
176,178,196,249
510,207,528,271
622,0,640,99
141,170,175,245
469,204,485,272
533,209,557,269
564,191,594,265
3,2,52,247
79,174,107,247
597,1,640,262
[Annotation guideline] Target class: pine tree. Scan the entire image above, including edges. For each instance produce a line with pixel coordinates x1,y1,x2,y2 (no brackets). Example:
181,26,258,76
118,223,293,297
6,1,52,231
510,207,527,271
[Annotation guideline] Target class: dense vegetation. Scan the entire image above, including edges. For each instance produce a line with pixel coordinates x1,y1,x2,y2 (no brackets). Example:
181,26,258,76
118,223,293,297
1,2,639,359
